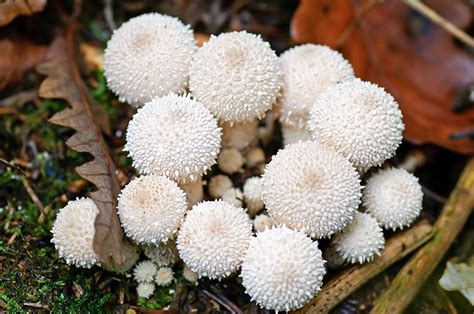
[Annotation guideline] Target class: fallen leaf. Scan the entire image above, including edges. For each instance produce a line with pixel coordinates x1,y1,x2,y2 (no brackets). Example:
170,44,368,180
79,42,104,72
439,259,474,305
0,0,46,27
0,39,47,91
37,31,126,268
291,0,474,154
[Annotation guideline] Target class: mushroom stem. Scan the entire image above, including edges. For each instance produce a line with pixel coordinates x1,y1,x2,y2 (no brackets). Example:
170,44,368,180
294,220,433,314
370,157,474,313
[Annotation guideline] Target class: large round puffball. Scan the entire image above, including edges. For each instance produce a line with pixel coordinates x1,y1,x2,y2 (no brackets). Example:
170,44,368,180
51,198,100,268
364,168,423,230
309,79,404,170
104,13,196,106
177,201,252,279
279,44,355,128
117,175,187,244
190,31,283,123
241,226,326,312
125,94,221,182
262,141,362,238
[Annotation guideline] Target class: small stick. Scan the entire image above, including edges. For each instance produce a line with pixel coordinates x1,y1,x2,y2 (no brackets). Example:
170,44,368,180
21,178,45,217
370,157,474,313
403,0,474,48
294,220,434,313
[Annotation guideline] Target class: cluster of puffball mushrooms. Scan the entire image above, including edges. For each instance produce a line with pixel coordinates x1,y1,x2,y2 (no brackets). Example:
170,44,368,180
51,13,424,311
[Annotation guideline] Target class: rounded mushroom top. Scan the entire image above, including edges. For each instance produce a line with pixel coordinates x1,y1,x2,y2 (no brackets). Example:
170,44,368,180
177,200,252,280
309,79,404,170
241,226,326,312
133,260,157,283
51,197,99,268
363,168,423,230
262,141,362,238
125,94,221,182
104,13,196,107
279,44,355,128
117,175,187,244
189,31,283,123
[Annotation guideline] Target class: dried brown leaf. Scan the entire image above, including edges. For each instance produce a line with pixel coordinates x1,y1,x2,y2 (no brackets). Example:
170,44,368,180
37,33,126,268
0,39,47,91
0,0,46,27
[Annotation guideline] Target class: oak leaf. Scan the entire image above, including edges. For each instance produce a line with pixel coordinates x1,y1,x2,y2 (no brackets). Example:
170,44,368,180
291,0,474,154
37,34,127,268
0,0,46,27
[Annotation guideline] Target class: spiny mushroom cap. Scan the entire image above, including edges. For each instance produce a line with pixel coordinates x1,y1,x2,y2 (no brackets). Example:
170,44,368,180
155,267,174,286
279,44,355,128
309,79,404,169
329,212,385,264
104,13,196,107
221,119,259,150
182,265,199,283
133,260,157,283
208,174,233,199
137,282,155,299
143,241,179,267
51,197,99,268
262,142,362,238
252,214,274,233
364,168,423,230
221,187,244,208
189,31,283,123
243,177,264,215
177,200,252,279
281,123,312,147
245,146,265,167
125,94,221,182
179,176,204,209
241,226,326,312
118,175,187,244
217,148,244,174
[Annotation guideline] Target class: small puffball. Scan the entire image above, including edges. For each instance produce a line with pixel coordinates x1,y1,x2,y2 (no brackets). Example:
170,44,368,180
279,44,355,128
104,13,196,106
308,79,404,170
177,201,252,279
133,260,157,283
241,226,326,312
327,212,385,265
364,168,423,230
143,241,179,267
218,148,244,174
243,177,264,215
118,175,187,245
252,214,273,233
182,265,199,283
155,267,174,286
137,282,155,299
51,197,99,268
222,188,244,208
125,94,221,182
190,31,283,123
208,174,233,199
262,142,362,238
281,123,312,147
179,176,204,208
221,119,259,150
245,146,265,167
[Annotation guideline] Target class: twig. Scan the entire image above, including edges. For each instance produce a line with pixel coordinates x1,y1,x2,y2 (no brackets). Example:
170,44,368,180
403,0,474,48
370,157,474,313
294,220,434,313
103,0,116,31
21,178,45,217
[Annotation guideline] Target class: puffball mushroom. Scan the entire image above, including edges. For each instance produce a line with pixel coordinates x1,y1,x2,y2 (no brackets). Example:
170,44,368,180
221,119,259,150
183,265,199,284
309,79,404,170
137,282,155,299
281,123,312,146
104,13,196,107
245,146,265,168
221,188,244,208
133,260,157,283
179,176,204,209
217,148,244,174
252,214,273,233
189,31,283,123
208,174,233,199
279,44,355,128
117,175,187,244
177,200,252,279
155,267,174,286
241,226,326,312
125,94,221,182
326,212,385,266
243,177,264,215
51,197,99,268
143,241,179,267
364,168,423,230
262,141,362,238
